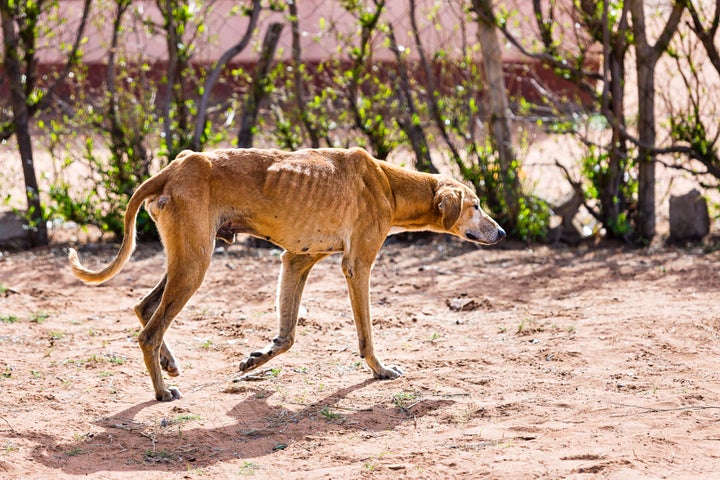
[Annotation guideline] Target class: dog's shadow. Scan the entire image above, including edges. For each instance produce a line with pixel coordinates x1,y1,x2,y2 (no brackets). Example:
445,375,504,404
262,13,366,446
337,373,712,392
30,379,452,474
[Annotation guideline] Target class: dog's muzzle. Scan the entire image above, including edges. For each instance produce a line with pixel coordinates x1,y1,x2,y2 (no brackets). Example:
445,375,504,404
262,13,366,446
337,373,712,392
466,227,505,244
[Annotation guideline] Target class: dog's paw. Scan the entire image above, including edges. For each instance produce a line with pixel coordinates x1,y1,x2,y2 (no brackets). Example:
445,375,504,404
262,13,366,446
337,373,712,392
238,353,264,373
373,365,404,380
156,386,182,402
160,356,181,377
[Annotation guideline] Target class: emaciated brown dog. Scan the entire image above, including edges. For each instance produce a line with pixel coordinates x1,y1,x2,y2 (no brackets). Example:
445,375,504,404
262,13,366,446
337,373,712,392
68,147,505,401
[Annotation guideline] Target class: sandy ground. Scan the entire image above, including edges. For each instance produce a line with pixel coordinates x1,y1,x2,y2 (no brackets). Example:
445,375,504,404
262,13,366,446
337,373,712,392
0,236,719,479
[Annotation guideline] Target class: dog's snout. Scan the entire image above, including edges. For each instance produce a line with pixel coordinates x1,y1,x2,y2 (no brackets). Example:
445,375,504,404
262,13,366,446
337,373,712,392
496,226,506,240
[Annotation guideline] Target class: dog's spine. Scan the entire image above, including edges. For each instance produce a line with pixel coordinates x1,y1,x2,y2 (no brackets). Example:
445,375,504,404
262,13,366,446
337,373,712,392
67,171,168,284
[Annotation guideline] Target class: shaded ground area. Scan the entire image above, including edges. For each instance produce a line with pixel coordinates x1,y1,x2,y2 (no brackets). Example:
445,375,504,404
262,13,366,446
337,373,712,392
1,238,719,478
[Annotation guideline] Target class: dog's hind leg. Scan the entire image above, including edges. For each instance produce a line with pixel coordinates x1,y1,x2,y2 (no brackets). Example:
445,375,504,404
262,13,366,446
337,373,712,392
133,274,180,377
138,245,212,401
238,252,326,375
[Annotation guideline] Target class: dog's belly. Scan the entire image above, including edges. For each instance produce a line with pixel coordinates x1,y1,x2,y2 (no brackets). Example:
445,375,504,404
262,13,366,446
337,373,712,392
263,221,347,254
221,214,347,254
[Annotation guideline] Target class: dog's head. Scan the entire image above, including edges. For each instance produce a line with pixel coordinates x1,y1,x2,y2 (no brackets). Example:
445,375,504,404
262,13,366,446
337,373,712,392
434,180,506,245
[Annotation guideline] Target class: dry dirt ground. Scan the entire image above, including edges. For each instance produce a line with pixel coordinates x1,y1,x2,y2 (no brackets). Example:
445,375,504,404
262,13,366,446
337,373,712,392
1,236,719,479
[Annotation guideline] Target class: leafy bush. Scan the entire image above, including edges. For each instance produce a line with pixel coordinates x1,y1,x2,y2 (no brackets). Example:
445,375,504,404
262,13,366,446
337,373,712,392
45,129,159,240
451,139,549,242
515,195,551,242
579,143,637,239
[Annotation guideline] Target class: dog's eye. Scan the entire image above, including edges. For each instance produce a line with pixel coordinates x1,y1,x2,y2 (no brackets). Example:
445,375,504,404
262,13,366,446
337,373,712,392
473,203,479,210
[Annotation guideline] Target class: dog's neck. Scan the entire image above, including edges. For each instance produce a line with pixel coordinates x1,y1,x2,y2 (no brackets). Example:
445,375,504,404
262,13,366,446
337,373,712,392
380,163,443,232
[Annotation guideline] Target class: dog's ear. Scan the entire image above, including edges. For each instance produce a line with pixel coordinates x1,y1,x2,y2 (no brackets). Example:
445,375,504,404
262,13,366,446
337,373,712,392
437,188,463,230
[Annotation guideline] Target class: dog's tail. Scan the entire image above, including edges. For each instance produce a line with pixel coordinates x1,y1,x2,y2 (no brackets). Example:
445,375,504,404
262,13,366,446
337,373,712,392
68,169,169,284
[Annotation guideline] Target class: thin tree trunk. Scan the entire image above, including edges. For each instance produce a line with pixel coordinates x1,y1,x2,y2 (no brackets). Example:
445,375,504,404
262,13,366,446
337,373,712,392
635,58,657,241
595,0,630,236
1,0,90,247
288,0,320,149
604,51,627,231
237,22,284,148
106,0,151,179
386,23,437,173
159,0,179,152
40,0,92,110
15,118,46,247
686,0,720,76
192,0,261,150
1,3,47,247
344,0,390,159
471,0,522,225
629,0,684,242
408,0,462,164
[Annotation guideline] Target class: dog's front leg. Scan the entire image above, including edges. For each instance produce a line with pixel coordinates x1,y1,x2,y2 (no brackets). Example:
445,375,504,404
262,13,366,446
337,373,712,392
238,252,326,375
342,255,403,380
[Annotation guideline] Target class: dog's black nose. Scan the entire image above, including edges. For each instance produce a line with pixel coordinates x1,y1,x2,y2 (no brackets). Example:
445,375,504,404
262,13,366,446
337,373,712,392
496,227,506,241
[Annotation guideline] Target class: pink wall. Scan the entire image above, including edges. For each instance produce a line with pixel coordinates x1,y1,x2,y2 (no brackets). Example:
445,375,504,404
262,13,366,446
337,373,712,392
37,0,539,65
